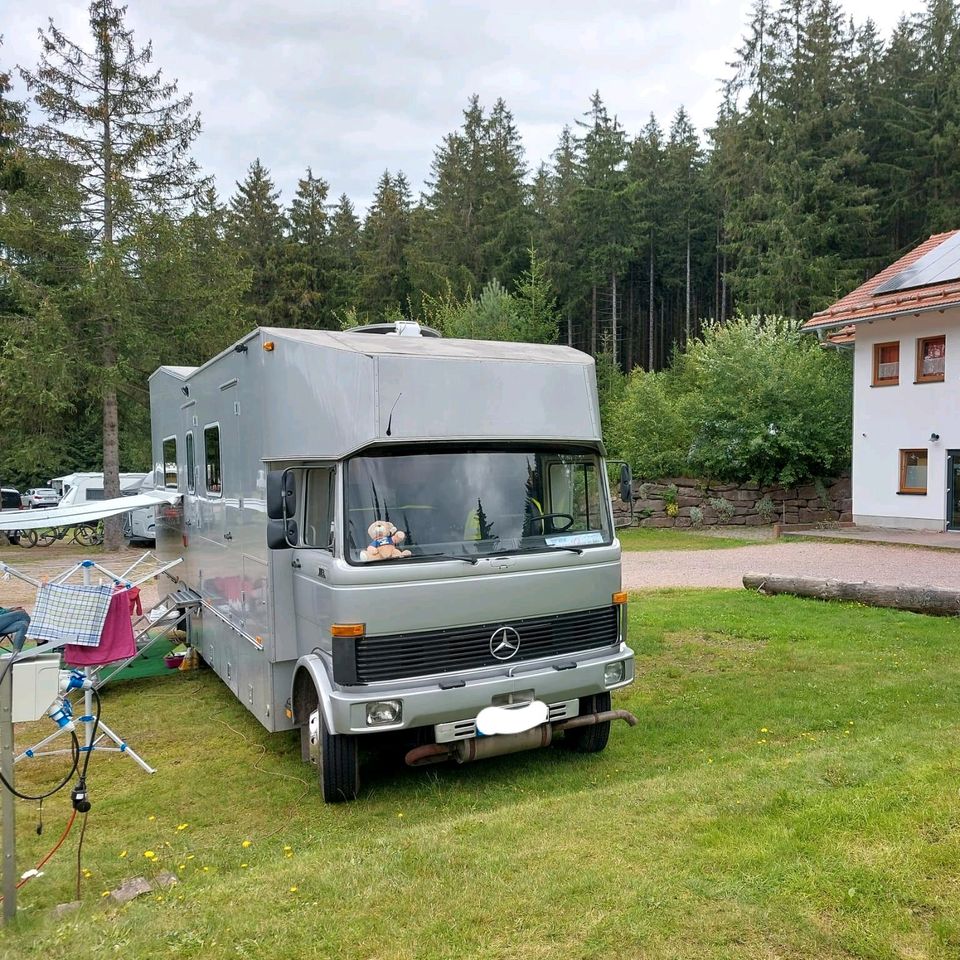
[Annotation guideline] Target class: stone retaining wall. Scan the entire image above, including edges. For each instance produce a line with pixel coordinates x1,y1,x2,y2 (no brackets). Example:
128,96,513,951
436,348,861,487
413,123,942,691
616,476,852,528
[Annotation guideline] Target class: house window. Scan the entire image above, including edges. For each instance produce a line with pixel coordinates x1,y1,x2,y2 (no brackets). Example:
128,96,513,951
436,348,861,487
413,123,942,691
916,335,945,382
162,437,178,489
204,424,222,496
899,449,928,494
872,341,899,385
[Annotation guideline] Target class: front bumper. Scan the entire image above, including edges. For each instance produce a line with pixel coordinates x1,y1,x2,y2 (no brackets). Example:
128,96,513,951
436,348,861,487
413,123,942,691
323,644,634,735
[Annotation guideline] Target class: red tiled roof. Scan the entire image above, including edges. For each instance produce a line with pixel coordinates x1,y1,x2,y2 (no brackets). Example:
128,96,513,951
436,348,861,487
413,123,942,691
824,324,856,345
804,230,960,330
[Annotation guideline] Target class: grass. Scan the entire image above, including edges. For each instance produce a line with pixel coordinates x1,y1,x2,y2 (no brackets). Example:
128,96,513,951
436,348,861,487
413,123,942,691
617,526,761,551
2,590,959,958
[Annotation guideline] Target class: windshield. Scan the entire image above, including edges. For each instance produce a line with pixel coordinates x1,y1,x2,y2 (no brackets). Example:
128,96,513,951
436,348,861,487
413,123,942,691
344,447,612,563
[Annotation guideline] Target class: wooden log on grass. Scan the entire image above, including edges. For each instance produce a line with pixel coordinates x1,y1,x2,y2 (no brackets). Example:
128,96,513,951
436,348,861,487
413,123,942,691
742,572,960,617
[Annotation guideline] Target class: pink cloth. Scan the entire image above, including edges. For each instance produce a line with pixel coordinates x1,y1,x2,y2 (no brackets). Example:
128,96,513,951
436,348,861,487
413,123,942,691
65,588,136,666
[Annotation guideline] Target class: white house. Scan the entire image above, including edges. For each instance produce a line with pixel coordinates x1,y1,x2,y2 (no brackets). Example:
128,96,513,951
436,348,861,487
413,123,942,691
804,230,960,532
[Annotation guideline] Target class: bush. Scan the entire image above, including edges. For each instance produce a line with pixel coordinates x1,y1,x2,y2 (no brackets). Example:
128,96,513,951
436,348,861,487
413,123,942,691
607,314,852,486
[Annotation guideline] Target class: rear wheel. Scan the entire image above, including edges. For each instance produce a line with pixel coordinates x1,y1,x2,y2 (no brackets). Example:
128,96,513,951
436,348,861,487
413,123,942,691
562,691,612,753
75,522,103,546
33,528,56,547
300,698,359,803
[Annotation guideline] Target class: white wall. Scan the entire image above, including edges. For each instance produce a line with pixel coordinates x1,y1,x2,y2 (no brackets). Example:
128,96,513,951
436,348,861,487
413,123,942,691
852,308,959,530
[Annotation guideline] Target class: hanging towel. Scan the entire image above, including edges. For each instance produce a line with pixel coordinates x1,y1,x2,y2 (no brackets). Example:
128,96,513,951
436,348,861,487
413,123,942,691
127,586,143,617
31,582,113,647
65,588,136,666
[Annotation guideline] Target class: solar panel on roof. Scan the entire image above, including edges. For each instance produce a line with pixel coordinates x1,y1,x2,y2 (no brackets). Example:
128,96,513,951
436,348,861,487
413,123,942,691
873,232,960,295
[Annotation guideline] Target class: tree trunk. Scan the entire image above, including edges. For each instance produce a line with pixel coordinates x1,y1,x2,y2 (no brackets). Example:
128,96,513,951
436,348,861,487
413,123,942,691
591,283,597,357
611,271,617,368
742,572,960,618
101,68,122,550
685,225,691,343
647,238,654,372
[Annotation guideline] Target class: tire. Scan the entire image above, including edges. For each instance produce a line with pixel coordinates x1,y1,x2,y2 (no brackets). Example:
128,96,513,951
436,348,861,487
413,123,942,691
18,530,36,548
562,691,612,753
301,702,359,803
34,528,56,547
75,523,102,547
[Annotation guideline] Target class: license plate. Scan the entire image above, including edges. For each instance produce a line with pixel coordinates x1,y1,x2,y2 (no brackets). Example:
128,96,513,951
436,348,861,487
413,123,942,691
475,700,549,737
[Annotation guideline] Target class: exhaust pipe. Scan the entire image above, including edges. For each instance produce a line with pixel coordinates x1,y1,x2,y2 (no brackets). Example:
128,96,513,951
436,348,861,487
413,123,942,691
403,709,638,767
552,709,638,733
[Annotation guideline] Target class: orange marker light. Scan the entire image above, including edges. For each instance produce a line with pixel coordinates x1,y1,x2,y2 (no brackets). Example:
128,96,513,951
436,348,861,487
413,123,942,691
331,623,365,638
612,591,628,605
263,341,275,352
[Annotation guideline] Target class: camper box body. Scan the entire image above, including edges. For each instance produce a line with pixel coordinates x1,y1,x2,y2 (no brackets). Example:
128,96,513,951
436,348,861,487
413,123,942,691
148,328,633,756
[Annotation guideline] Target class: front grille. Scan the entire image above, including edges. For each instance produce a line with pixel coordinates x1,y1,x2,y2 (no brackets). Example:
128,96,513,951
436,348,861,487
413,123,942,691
345,605,619,684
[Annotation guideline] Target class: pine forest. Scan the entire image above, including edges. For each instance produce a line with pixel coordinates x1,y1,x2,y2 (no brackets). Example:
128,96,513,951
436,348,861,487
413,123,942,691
3,0,960,512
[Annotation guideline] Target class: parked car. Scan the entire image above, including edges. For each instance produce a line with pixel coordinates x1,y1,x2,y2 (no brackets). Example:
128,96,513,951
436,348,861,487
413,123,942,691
21,487,60,508
1,486,23,545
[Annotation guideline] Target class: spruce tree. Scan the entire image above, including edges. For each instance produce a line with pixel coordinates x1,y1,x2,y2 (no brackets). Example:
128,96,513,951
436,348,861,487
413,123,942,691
361,170,413,319
20,0,206,546
279,167,332,328
228,158,286,326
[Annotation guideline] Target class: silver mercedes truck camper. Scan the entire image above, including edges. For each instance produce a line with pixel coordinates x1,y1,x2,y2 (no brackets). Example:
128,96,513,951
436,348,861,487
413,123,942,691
150,323,636,801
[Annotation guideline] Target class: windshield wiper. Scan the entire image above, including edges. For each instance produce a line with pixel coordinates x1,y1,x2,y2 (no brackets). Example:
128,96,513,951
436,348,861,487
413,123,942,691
410,553,479,565
486,545,584,557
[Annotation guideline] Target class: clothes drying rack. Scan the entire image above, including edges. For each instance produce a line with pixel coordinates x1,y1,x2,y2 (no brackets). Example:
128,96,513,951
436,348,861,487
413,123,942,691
0,552,184,774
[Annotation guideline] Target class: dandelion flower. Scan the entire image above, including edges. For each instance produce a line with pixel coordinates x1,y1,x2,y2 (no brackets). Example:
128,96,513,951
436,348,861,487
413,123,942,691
202,866,210,872
397,813,404,819
119,850,128,859
760,727,768,733
144,851,157,860
242,839,253,848
176,823,189,831
289,886,298,893
186,854,195,860
101,891,110,898
147,815,156,822
241,863,248,869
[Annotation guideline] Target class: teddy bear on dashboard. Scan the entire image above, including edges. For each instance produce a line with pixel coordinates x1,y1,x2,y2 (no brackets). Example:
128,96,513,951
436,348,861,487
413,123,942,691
360,520,412,561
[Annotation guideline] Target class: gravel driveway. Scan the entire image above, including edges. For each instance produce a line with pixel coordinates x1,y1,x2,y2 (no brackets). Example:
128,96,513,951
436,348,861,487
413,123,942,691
621,541,960,590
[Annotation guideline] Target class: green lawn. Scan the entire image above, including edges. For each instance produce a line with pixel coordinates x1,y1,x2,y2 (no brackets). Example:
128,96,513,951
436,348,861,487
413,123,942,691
3,591,959,959
617,526,760,551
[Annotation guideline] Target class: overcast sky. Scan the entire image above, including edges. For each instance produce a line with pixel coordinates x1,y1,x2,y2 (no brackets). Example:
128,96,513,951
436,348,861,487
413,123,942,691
4,0,928,212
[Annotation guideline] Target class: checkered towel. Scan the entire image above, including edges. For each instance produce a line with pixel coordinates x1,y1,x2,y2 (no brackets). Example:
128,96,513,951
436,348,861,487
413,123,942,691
31,582,113,647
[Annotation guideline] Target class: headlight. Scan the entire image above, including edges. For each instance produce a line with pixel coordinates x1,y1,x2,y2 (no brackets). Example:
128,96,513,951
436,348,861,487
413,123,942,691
603,661,625,686
365,700,402,726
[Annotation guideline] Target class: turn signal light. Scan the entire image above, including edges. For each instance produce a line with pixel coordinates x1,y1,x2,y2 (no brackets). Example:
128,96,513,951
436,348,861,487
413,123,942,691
263,340,275,352
331,623,365,638
612,591,628,605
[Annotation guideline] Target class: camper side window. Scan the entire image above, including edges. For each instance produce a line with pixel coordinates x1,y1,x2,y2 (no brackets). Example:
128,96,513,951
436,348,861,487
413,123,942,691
163,437,178,489
303,468,335,550
204,425,222,496
185,432,195,494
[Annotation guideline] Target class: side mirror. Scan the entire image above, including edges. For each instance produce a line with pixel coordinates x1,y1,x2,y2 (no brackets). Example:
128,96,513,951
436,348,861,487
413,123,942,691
619,463,633,503
267,469,297,520
267,517,298,550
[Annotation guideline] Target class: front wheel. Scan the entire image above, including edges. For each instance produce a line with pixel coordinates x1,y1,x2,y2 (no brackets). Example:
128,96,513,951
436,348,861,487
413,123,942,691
75,522,103,547
561,691,612,753
302,705,359,803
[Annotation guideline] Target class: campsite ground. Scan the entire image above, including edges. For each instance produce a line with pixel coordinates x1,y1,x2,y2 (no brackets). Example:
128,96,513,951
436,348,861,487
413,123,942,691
2,534,958,957
1,576,958,958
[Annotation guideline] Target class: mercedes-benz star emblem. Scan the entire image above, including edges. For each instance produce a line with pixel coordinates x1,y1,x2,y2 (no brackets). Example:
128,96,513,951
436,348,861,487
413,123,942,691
489,626,521,661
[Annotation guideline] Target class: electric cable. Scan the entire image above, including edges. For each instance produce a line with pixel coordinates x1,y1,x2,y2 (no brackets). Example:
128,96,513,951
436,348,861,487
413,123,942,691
0,729,80,801
0,809,77,901
74,811,89,901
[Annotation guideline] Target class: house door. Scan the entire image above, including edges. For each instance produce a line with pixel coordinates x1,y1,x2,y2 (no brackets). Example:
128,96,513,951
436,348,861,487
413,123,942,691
948,451,960,532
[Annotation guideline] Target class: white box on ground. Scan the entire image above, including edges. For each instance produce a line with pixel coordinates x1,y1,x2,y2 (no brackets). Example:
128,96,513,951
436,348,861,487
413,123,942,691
5,655,62,723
